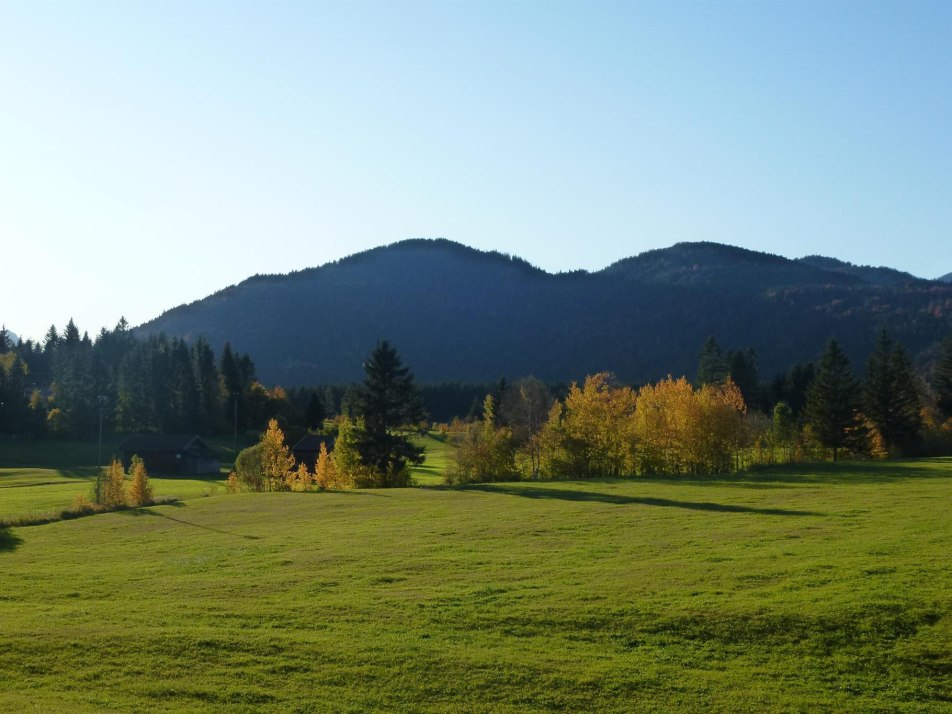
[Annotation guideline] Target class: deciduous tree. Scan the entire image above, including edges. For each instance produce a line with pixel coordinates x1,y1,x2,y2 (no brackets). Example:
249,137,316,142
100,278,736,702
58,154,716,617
128,455,154,506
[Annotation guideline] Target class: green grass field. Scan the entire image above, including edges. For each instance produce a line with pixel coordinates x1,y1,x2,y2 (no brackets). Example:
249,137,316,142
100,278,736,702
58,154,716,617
1,456,951,711
410,431,456,485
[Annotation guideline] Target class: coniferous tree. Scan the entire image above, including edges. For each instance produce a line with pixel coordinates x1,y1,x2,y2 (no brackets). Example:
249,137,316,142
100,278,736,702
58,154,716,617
305,392,326,430
864,331,922,453
935,334,952,419
193,337,221,434
697,336,728,386
353,340,425,487
727,348,761,410
805,339,863,461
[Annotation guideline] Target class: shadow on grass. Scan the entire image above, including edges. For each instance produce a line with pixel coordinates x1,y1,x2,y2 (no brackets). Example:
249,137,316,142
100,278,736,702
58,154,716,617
460,484,823,517
674,458,952,488
125,506,261,540
0,526,23,552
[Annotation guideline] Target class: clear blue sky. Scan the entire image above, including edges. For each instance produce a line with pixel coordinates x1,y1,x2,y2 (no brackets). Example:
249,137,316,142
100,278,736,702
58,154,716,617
2,1,950,343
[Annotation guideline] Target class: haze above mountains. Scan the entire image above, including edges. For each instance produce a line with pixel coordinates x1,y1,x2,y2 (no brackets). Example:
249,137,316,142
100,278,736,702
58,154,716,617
134,240,952,387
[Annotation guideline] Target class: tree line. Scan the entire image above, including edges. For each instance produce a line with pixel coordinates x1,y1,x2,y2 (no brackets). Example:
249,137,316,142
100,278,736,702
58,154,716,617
446,331,952,483
0,320,261,438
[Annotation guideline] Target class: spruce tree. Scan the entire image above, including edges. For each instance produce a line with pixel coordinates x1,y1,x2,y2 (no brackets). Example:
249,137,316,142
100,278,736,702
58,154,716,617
805,339,863,461
354,340,425,487
305,392,326,430
864,331,922,453
697,336,728,386
935,334,952,419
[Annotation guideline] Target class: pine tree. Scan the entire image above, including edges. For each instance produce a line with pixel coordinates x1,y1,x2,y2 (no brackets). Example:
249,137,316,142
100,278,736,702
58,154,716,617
805,339,863,461
864,331,922,454
935,334,952,419
697,336,728,386
353,341,425,487
305,392,326,430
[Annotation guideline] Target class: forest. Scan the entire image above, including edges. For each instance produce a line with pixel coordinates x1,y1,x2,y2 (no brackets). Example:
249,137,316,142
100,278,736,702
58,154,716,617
3,318,952,492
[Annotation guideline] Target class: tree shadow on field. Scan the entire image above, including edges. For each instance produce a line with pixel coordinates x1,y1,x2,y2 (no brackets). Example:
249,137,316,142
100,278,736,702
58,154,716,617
122,506,261,540
0,526,23,552
460,484,823,517
677,458,952,488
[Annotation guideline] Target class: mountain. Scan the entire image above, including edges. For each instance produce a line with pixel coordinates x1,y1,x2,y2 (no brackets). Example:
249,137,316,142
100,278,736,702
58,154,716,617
939,272,952,283
796,255,922,286
138,239,952,386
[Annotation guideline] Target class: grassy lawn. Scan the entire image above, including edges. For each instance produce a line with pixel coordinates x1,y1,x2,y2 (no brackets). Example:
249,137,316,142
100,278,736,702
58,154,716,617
0,439,229,525
1,459,951,711
410,431,456,485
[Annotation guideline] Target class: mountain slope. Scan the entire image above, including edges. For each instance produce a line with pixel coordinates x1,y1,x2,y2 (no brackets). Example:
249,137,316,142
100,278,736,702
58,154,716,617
797,255,922,286
939,272,952,283
138,240,952,385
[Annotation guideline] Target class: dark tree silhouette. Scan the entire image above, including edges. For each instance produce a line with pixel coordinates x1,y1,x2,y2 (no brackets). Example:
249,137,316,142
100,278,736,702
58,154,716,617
805,339,864,461
864,330,922,453
354,340,425,487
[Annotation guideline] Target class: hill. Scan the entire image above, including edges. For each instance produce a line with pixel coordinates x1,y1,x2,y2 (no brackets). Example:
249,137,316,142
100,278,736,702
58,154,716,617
138,239,952,385
2,460,951,710
939,272,952,283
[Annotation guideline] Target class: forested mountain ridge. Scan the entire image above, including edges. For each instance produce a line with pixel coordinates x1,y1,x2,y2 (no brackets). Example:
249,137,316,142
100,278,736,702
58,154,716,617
137,239,952,386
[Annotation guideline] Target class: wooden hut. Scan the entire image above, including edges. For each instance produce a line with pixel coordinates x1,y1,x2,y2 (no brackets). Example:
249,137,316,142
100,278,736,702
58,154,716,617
292,434,335,468
119,435,220,476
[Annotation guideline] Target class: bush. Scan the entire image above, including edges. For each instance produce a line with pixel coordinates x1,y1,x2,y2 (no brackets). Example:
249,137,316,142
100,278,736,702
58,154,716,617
235,444,266,491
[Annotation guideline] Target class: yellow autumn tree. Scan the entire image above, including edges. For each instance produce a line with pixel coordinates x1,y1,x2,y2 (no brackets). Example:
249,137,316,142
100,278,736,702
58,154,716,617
560,373,638,478
446,395,518,484
128,455,154,506
694,377,748,473
634,376,698,474
314,441,336,489
288,462,313,491
327,416,366,488
260,418,297,491
633,375,748,475
101,459,127,508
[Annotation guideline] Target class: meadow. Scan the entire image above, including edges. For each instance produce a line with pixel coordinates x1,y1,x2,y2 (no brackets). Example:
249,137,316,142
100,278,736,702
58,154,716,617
1,443,950,711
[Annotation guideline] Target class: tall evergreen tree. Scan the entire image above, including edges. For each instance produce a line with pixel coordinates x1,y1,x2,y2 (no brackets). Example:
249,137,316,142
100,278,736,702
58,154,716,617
354,340,425,486
697,336,728,386
935,334,952,419
864,331,922,453
805,339,863,461
727,348,761,410
193,337,221,434
305,392,326,430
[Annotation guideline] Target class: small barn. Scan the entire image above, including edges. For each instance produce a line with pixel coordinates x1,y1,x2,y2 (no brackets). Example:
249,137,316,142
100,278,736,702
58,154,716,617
292,434,335,468
119,435,221,476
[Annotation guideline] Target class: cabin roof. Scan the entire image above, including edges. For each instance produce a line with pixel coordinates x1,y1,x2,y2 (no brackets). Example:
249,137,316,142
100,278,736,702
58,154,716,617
292,434,335,452
119,434,215,455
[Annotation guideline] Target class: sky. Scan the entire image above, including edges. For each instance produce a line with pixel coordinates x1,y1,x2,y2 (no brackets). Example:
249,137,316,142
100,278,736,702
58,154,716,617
1,1,950,343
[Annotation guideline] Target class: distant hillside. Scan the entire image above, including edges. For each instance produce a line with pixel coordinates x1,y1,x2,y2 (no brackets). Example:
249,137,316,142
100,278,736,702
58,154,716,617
797,255,922,286
138,239,952,385
939,272,952,283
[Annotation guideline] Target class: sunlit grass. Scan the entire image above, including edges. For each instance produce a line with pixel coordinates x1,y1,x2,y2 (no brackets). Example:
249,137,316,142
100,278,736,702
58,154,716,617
1,459,950,711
